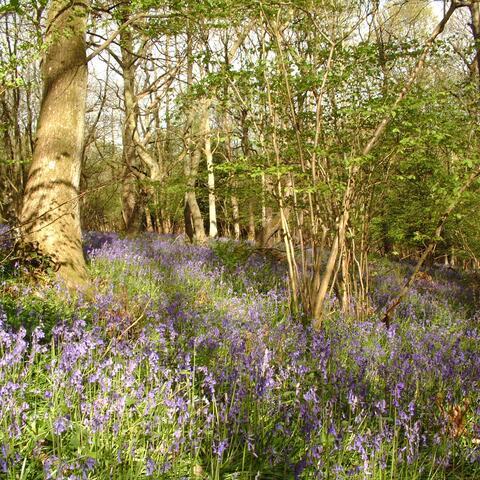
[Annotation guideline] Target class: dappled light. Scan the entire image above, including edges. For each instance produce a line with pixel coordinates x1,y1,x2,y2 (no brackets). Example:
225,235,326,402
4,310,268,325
1,0,480,477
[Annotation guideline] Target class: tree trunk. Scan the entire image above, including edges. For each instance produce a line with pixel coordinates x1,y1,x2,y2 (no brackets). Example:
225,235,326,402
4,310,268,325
205,112,217,238
145,205,154,232
121,170,143,233
248,200,255,242
241,109,255,242
231,194,240,240
120,12,143,234
183,28,206,244
184,143,206,243
0,88,24,223
469,1,480,83
19,0,90,289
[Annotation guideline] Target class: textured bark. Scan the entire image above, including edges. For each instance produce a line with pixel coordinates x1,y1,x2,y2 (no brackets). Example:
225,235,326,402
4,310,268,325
256,211,285,247
19,0,90,289
121,171,143,233
470,1,480,82
120,13,143,233
145,205,154,232
0,83,24,222
184,143,206,243
183,28,206,244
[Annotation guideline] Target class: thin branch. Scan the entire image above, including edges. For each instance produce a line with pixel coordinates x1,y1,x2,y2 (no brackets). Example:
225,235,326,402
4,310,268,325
382,164,480,327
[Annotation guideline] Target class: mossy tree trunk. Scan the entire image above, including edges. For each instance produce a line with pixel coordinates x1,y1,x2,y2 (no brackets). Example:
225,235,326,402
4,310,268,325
19,0,90,289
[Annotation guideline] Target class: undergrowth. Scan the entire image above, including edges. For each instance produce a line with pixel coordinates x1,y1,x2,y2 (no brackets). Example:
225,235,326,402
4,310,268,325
0,234,478,479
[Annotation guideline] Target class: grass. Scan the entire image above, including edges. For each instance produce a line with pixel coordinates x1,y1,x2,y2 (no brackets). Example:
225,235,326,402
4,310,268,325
0,233,479,479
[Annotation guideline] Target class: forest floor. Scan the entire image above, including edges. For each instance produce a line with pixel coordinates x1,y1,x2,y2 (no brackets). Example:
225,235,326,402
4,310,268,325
0,232,479,479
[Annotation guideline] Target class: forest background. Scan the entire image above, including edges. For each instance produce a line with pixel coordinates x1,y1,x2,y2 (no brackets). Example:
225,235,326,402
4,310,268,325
2,0,480,324
1,1,480,478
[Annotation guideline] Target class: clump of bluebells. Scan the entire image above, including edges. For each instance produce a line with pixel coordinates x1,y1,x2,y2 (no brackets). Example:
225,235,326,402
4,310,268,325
0,233,479,479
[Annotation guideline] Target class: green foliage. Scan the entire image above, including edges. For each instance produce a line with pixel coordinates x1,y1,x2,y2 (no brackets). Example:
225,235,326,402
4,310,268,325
0,0,22,16
0,242,58,281
211,238,253,272
0,285,79,339
372,83,480,255
1,237,479,479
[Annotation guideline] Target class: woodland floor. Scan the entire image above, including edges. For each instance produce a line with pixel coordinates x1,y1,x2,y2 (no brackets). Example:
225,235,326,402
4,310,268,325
0,232,479,479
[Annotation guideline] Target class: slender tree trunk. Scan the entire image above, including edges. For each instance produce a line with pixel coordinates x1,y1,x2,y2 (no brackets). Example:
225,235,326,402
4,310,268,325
1,14,25,219
231,193,240,240
183,105,207,243
0,90,24,221
120,13,143,234
184,142,206,243
183,29,206,243
310,4,458,329
0,92,15,222
184,107,207,244
25,66,36,157
469,1,480,83
240,108,255,242
261,172,267,233
145,205,154,232
183,23,250,242
19,0,90,289
248,200,255,242
205,111,217,238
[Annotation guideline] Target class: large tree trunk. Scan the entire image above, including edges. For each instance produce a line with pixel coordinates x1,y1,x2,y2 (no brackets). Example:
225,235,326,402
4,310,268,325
121,170,143,233
19,0,90,289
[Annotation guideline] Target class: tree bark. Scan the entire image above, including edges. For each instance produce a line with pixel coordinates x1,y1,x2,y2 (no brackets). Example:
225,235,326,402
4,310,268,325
184,140,206,243
248,200,255,242
19,0,90,289
119,11,143,234
231,193,240,240
205,111,217,238
182,23,251,243
183,28,206,243
469,1,480,83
